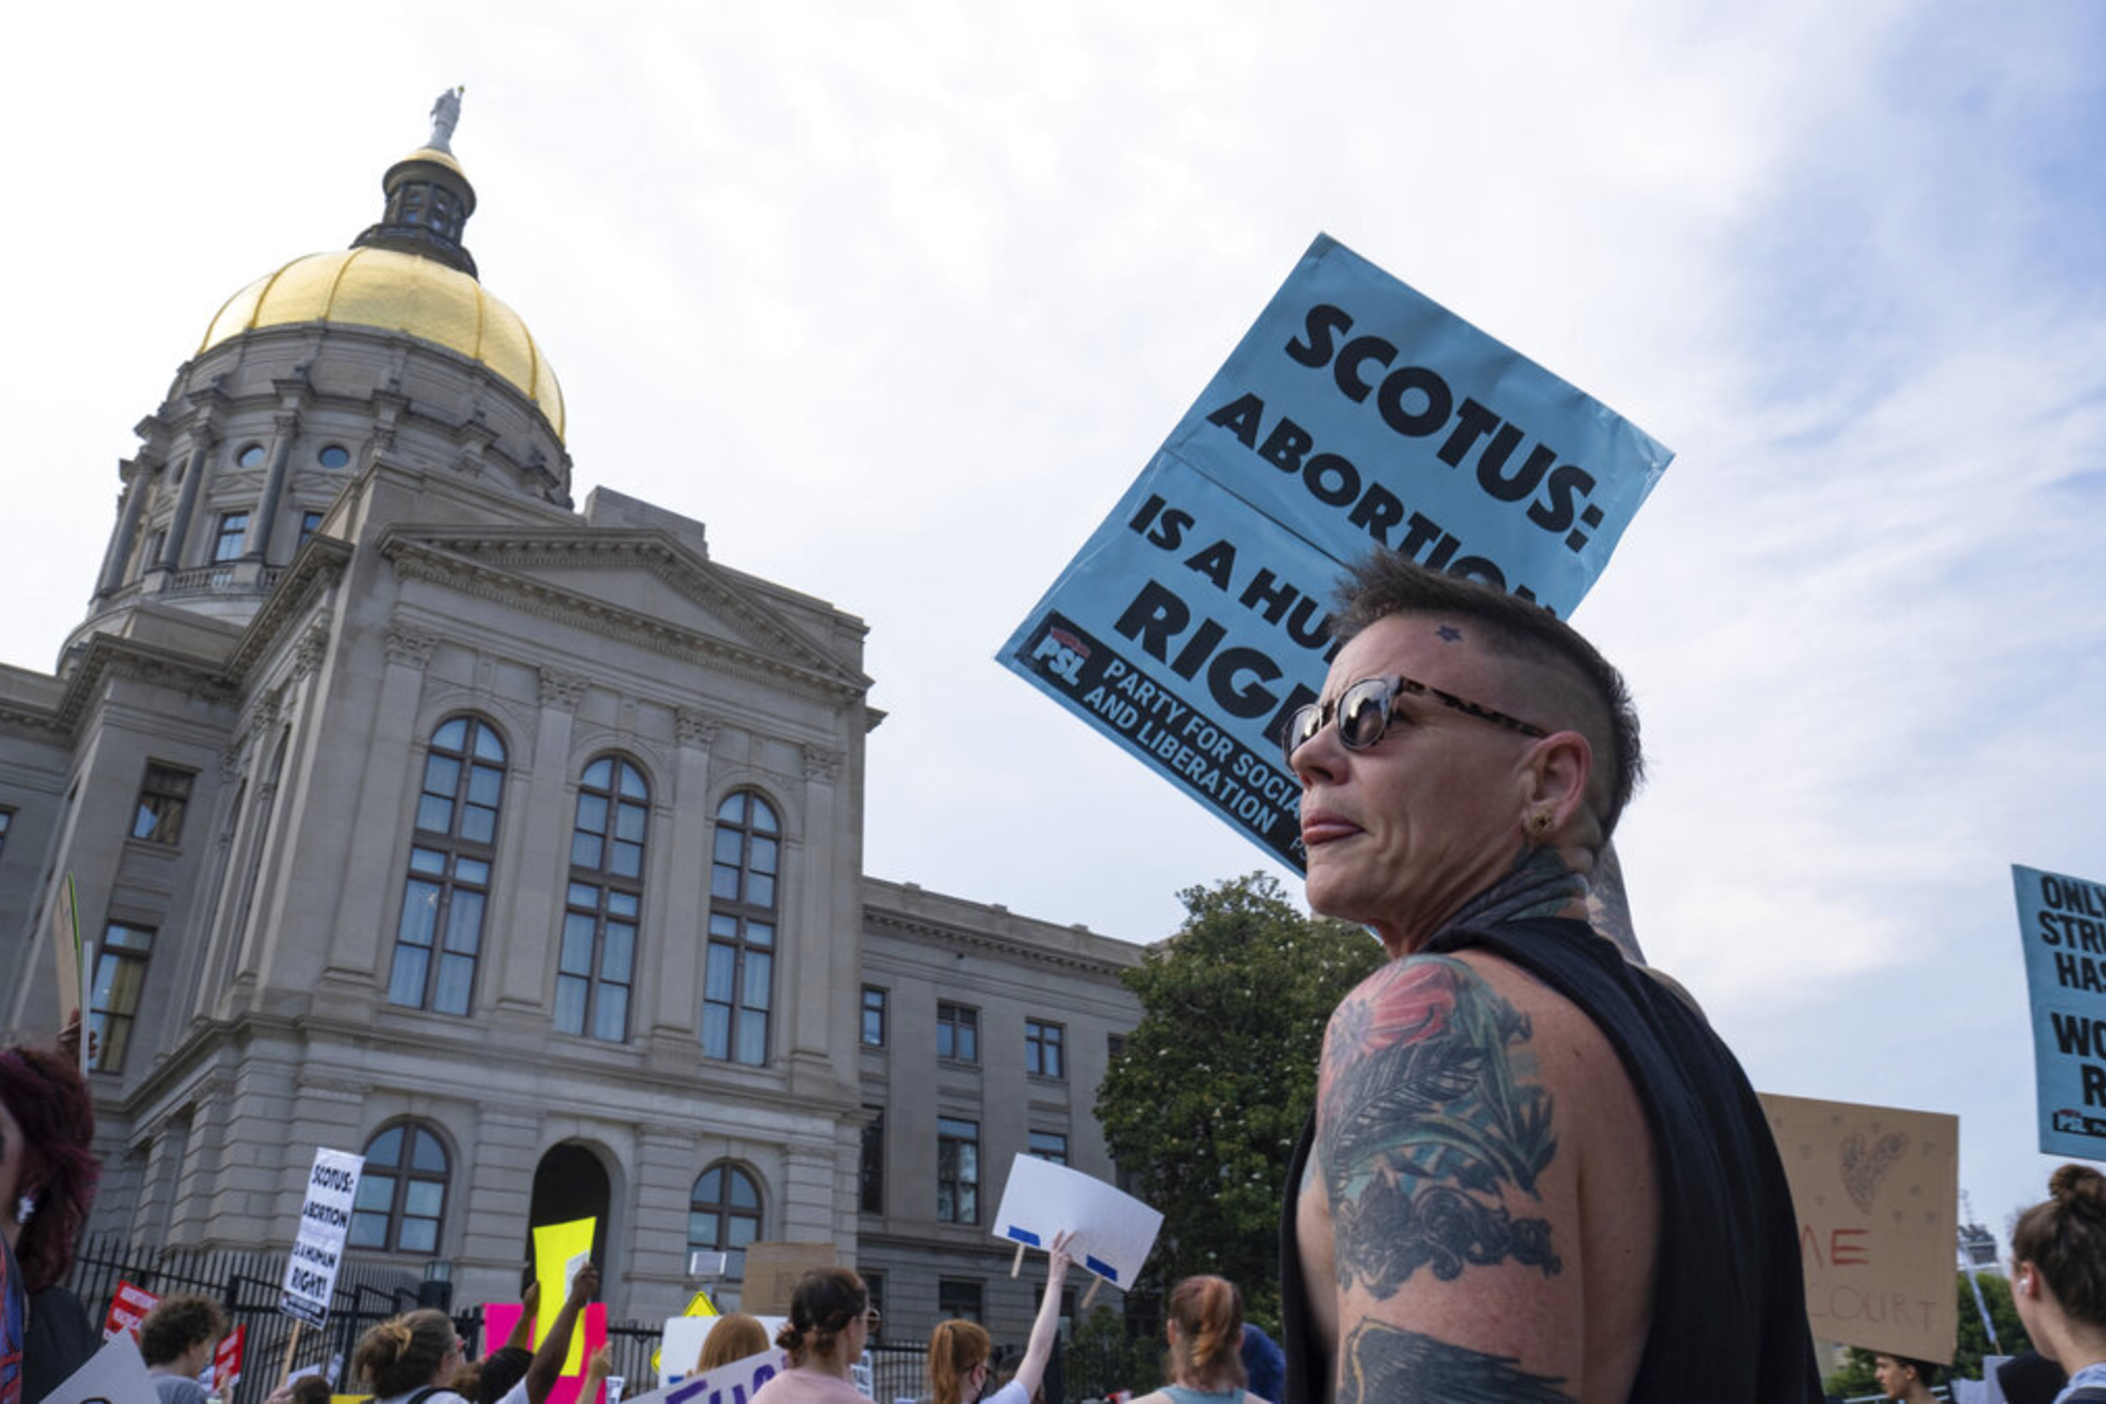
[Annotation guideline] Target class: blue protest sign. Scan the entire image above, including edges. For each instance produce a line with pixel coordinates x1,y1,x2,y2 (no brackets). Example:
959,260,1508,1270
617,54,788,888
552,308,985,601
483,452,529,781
2013,863,2106,1157
1001,235,1672,868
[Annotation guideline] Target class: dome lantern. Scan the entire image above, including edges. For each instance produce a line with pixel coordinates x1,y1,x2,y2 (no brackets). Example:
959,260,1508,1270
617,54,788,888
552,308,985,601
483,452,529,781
352,86,479,277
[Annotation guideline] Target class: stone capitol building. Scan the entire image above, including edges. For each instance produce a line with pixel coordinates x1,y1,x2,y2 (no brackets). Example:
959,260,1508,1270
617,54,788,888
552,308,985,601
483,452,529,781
0,100,1143,1344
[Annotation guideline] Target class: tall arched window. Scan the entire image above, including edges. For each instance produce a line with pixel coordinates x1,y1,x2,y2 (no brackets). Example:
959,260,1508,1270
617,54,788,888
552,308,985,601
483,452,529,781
349,1120,449,1254
688,1162,762,1278
703,791,778,1065
388,716,505,1015
558,755,648,1042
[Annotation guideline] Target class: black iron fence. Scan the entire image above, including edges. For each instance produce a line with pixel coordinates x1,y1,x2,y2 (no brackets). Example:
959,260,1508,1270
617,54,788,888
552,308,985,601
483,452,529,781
65,1240,1164,1403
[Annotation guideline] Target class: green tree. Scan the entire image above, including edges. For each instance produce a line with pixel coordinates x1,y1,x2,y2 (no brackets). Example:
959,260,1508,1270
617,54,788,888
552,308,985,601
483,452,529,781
1820,1269,2032,1395
1095,873,1387,1333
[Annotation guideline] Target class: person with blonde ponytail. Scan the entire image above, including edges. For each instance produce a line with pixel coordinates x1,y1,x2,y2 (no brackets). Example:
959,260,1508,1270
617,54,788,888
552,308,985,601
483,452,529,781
2011,1164,2106,1403
1130,1276,1267,1404
928,1232,1075,1404
352,1309,472,1404
750,1267,871,1403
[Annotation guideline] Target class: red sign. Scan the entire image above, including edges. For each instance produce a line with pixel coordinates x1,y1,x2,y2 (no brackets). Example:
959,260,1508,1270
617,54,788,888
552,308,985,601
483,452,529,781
103,1280,160,1343
214,1325,246,1391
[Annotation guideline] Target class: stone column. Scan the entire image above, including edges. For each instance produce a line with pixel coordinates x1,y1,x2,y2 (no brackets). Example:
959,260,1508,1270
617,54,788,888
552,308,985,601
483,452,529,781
94,465,149,597
652,709,718,1038
248,410,299,559
327,623,437,977
493,668,582,1011
160,442,211,570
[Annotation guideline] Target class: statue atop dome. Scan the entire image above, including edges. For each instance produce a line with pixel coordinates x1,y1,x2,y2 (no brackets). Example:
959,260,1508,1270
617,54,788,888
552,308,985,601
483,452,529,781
429,85,464,153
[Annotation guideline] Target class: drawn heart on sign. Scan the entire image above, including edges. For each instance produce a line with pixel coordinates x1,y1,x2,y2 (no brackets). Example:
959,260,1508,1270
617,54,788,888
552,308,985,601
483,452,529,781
1840,1131,1909,1213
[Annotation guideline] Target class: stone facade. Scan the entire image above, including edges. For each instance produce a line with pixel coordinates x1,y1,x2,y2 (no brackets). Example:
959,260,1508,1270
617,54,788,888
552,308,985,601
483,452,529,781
0,124,1142,1347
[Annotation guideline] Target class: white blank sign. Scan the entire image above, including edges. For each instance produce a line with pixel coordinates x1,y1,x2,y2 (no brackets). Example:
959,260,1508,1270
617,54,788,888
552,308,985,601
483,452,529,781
988,1154,1162,1287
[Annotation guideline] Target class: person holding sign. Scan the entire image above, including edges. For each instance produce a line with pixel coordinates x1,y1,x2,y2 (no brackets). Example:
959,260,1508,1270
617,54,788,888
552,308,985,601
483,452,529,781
2010,1165,2106,1402
1127,1276,1268,1404
928,1231,1074,1404
749,1268,870,1404
1279,556,1819,1402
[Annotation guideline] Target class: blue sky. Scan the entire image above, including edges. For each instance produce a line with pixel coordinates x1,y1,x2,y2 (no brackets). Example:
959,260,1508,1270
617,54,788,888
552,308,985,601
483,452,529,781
4,0,2103,1288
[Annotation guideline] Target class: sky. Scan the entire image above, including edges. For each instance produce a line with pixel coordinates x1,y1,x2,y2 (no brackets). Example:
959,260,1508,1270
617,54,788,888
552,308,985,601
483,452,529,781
4,1,2103,1264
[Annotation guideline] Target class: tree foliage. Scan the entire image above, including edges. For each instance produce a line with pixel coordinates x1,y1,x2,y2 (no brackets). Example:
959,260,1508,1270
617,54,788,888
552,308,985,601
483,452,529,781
1095,873,1387,1332
1821,1269,2032,1395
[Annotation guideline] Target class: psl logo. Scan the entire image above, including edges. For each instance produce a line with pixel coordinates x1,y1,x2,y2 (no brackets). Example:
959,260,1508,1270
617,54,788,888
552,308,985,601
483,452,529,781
1029,626,1090,686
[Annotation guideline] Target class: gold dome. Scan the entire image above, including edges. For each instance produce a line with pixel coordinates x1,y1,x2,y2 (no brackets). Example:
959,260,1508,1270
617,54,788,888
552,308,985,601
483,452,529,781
198,247,565,440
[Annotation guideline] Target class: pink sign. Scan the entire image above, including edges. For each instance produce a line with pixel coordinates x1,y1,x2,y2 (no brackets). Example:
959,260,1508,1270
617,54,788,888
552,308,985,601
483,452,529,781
483,1302,609,1404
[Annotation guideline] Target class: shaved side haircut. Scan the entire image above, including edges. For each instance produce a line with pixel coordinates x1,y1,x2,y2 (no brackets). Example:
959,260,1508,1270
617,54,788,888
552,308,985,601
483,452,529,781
1331,554,1644,834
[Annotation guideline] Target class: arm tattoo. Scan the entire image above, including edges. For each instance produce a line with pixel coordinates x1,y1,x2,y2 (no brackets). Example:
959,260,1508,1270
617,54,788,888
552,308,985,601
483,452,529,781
1319,955,1561,1296
1339,1321,1574,1403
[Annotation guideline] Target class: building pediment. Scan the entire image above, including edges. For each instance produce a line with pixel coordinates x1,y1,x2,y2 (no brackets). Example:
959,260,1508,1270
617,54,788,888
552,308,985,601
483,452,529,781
376,526,872,699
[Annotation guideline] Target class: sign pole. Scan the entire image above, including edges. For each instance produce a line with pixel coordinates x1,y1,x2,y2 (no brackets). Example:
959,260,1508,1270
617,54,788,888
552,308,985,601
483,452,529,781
280,1320,303,1382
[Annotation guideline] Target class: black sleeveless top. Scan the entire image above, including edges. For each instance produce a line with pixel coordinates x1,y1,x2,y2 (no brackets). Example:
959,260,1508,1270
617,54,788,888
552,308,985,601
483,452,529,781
1278,916,1823,1402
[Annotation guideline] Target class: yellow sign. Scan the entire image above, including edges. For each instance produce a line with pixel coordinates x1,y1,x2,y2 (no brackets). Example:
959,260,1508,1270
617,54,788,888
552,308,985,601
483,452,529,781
533,1217,596,1375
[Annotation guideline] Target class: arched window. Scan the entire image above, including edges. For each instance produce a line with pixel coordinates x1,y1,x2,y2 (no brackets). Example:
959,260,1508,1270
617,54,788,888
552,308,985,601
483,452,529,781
349,1121,449,1254
703,791,778,1065
688,1162,762,1278
558,755,648,1042
388,716,505,1015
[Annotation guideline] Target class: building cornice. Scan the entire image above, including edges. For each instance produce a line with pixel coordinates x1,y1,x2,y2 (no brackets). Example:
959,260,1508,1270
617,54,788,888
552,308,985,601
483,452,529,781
862,900,1144,979
377,529,873,701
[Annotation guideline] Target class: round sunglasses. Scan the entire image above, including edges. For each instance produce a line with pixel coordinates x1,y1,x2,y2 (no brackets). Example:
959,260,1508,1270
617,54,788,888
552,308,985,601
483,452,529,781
1282,672,1548,768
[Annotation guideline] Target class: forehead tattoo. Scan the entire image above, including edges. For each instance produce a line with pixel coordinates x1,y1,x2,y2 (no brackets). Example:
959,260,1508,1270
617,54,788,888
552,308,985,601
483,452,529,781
1435,624,1463,643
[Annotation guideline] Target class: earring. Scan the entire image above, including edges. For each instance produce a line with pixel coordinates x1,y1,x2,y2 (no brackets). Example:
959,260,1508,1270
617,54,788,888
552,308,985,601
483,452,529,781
1530,811,1553,834
13,1192,34,1227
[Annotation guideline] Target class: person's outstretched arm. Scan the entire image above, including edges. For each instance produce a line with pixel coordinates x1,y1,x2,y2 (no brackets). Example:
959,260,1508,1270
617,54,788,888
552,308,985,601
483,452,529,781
505,1283,541,1353
525,1263,600,1404
1008,1230,1076,1400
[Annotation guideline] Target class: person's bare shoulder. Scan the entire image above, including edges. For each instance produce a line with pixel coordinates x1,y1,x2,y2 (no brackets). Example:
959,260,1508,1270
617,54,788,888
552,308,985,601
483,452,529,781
1315,948,1653,1402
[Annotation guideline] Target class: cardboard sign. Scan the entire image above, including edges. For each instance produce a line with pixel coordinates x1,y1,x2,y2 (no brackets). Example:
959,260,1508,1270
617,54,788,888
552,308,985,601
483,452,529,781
659,1316,787,1380
280,1147,364,1325
1000,234,1671,869
102,1280,159,1342
739,1243,836,1315
214,1324,245,1390
42,1335,158,1404
485,1301,607,1404
988,1154,1162,1290
619,1349,789,1404
1759,1093,1957,1362
2012,863,2106,1155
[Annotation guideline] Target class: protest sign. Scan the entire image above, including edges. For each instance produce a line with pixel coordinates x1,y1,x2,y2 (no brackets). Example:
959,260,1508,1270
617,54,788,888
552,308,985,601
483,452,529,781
739,1243,836,1315
659,1316,786,1380
102,1280,159,1342
2012,863,2106,1156
618,1349,789,1404
42,1335,158,1404
486,1301,607,1404
281,1148,363,1326
988,1154,1162,1293
1000,235,1671,869
1759,1092,1957,1362
533,1218,597,1375
214,1324,246,1392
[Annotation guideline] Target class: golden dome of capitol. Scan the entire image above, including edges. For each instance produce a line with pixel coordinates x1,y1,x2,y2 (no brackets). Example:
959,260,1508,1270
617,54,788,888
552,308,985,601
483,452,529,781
197,130,566,440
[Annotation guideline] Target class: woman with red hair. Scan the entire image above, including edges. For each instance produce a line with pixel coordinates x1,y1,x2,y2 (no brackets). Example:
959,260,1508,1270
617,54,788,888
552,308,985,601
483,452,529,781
2,1023,103,1404
1130,1276,1268,1404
